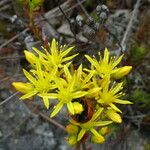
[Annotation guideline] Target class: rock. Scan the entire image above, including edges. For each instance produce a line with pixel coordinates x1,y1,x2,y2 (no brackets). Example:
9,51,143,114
57,23,73,36
0,130,3,137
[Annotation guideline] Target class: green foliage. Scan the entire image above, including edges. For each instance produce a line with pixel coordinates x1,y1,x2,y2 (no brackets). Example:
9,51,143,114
144,143,150,150
131,45,147,63
0,21,7,35
131,89,150,107
16,0,44,11
91,11,99,22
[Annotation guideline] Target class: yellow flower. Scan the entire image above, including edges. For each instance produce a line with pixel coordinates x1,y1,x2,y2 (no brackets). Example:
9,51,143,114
14,60,58,109
39,64,100,117
71,108,112,141
98,79,132,113
85,48,124,78
40,72,87,117
32,39,78,69
63,64,100,97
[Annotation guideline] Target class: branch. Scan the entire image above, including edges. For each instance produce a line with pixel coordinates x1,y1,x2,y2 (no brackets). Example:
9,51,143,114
120,0,141,54
0,92,19,106
0,28,29,50
76,0,90,18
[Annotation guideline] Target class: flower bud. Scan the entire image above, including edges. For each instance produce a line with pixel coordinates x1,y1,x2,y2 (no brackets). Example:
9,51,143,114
66,124,78,134
106,109,122,123
12,82,33,93
91,134,105,144
67,135,77,145
73,102,84,114
24,50,37,64
111,66,132,79
99,127,110,135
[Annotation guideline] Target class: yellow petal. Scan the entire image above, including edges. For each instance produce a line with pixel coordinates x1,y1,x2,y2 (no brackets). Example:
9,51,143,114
110,82,123,95
62,53,78,62
76,64,82,79
109,103,122,113
67,102,75,115
23,69,36,84
77,129,86,141
92,108,103,121
85,55,98,68
38,93,57,99
103,48,109,63
106,109,122,123
51,38,58,55
32,47,47,59
42,96,50,109
64,65,71,81
61,46,74,57
20,90,37,99
72,91,87,99
50,102,63,117
90,128,101,137
87,87,101,97
114,99,133,104
112,54,124,68
94,121,112,126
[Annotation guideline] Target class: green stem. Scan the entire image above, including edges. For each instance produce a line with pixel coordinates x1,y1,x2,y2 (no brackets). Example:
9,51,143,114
75,142,81,150
82,142,86,150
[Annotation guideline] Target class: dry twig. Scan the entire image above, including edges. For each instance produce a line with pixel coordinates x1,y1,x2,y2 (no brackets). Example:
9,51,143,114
0,92,19,106
39,112,66,131
0,28,29,49
119,0,141,54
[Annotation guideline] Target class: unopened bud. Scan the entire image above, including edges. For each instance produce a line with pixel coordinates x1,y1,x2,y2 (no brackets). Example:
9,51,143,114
73,102,84,114
24,50,37,64
99,127,110,135
111,66,132,79
66,124,78,134
67,135,77,145
91,134,105,144
12,82,33,93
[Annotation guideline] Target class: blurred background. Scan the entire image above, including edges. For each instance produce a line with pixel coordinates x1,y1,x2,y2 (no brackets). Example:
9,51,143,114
0,0,149,150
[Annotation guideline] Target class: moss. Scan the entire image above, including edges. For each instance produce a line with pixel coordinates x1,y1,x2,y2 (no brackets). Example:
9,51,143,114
131,45,147,63
131,89,150,108
144,143,150,150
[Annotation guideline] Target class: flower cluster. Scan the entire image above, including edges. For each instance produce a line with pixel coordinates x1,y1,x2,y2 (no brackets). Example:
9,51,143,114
13,39,132,145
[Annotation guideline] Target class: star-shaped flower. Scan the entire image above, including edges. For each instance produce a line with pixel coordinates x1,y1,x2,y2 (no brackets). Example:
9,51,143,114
98,79,132,113
85,48,126,78
13,59,57,109
70,108,112,142
39,65,89,117
31,39,78,69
